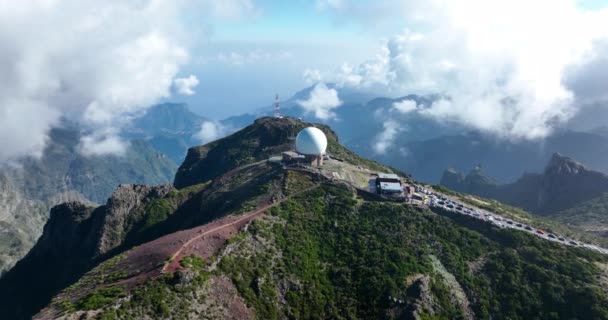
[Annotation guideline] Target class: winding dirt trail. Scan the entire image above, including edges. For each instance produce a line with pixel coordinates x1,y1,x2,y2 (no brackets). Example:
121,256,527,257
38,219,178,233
161,184,320,273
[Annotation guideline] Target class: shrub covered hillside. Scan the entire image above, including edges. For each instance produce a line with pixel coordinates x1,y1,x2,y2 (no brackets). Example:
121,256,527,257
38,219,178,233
65,171,608,320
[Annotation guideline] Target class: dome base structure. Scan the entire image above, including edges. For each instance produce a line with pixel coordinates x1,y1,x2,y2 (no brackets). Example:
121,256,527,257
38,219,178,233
305,154,323,167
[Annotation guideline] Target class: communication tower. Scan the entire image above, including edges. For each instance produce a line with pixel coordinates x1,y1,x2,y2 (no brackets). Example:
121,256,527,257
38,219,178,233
274,94,281,118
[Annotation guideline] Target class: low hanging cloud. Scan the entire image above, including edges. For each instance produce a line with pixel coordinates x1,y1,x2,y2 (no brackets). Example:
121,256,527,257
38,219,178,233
316,0,608,140
193,121,229,144
78,130,129,157
174,75,200,96
0,0,256,163
392,99,418,114
297,83,343,120
373,120,402,154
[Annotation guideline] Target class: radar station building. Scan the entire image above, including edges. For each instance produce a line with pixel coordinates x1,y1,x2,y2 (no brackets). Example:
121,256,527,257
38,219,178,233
292,126,328,167
376,173,403,195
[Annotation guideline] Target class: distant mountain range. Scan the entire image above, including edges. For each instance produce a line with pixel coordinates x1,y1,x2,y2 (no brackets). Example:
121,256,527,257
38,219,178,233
440,153,608,237
124,103,209,165
216,84,608,184
0,126,176,275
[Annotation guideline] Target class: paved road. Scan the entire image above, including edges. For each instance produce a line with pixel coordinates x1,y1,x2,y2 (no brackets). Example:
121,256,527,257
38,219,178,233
414,184,608,255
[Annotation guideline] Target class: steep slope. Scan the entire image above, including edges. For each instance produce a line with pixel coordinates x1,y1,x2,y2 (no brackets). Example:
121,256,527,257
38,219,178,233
7,117,608,320
0,184,178,319
440,166,498,196
38,172,608,320
441,153,608,214
0,127,176,275
440,154,608,238
0,154,294,319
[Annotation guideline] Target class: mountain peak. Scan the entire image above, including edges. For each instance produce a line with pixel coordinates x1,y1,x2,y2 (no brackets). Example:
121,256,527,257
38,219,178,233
545,152,586,175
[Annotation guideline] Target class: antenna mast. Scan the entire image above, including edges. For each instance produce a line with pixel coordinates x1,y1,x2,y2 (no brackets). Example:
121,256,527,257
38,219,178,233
274,94,281,118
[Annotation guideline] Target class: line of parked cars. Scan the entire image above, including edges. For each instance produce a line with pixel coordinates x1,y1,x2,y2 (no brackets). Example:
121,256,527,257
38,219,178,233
423,188,608,255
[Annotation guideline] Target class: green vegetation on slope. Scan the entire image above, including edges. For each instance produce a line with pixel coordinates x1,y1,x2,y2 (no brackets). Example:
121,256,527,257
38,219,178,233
217,178,608,319
552,192,608,237
51,172,608,319
432,185,608,248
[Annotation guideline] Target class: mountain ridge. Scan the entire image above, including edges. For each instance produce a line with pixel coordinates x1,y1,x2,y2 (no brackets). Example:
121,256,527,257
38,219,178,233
2,117,608,319
0,126,177,275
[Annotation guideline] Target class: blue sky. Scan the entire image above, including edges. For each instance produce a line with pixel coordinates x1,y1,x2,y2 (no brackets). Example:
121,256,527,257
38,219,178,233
175,0,608,121
2,0,608,160
175,0,392,119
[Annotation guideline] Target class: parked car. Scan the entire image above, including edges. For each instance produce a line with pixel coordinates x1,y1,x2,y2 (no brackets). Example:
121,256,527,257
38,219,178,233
536,229,545,235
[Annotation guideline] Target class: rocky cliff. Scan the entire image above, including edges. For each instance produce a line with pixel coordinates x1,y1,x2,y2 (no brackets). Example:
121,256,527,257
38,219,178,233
0,127,177,275
0,184,175,319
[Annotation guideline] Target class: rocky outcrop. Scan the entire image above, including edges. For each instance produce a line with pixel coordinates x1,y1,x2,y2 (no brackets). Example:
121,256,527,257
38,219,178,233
32,202,98,259
440,153,608,214
439,166,497,196
440,169,466,192
96,184,173,255
0,127,176,276
0,184,174,320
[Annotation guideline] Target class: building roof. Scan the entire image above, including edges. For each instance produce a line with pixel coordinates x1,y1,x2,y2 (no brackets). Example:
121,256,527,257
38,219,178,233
378,173,400,180
379,182,403,191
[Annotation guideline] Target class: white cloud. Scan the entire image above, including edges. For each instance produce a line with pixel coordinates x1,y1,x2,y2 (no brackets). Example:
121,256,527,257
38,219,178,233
0,0,258,162
78,130,129,157
303,68,323,84
392,99,418,114
215,49,292,66
373,120,402,154
193,121,228,144
316,0,608,139
202,0,258,20
174,75,200,96
297,83,343,120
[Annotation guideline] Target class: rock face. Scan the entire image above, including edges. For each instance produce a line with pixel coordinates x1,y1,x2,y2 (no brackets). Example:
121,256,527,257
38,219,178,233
440,153,608,214
440,169,466,192
32,202,101,261
0,127,177,275
439,166,497,196
96,184,173,255
0,184,174,320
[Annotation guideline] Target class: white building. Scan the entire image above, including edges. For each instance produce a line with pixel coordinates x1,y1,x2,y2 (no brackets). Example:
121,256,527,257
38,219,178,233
295,127,327,166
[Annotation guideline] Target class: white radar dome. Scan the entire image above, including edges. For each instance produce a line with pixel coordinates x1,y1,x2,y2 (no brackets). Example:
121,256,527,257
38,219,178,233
295,127,327,155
